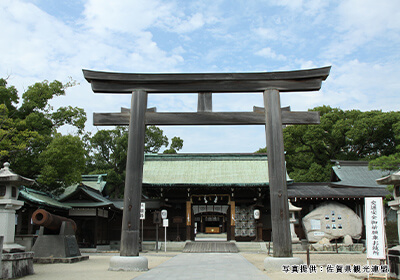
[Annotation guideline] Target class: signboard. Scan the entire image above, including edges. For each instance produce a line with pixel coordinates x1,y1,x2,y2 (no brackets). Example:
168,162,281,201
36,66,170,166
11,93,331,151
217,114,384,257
153,211,161,224
140,203,145,220
365,197,386,259
163,219,169,227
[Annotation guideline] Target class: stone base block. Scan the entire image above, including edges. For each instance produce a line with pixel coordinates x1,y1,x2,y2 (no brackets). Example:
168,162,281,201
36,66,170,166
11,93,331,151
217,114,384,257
109,256,148,272
264,256,303,272
2,252,34,279
2,243,26,253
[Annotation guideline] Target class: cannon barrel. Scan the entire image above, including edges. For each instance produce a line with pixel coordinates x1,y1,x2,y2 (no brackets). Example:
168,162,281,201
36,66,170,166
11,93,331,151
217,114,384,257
32,209,77,232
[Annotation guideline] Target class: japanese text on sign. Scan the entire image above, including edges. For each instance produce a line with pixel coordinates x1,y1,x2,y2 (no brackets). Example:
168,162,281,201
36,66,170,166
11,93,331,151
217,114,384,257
140,203,145,220
365,197,385,259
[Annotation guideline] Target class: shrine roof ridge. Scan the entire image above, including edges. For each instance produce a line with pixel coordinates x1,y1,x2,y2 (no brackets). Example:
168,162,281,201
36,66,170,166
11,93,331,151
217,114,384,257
83,66,331,93
144,153,268,161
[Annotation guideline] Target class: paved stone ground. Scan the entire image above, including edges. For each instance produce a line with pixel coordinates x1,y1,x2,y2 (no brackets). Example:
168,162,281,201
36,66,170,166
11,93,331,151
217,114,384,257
21,252,388,280
133,253,270,280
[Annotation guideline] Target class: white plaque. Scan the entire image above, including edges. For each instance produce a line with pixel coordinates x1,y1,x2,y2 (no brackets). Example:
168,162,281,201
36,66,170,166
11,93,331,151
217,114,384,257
310,219,321,230
365,197,386,259
163,219,169,227
140,203,146,220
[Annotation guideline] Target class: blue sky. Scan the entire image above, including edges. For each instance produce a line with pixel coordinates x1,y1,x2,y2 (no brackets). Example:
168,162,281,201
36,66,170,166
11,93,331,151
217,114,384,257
1,0,400,153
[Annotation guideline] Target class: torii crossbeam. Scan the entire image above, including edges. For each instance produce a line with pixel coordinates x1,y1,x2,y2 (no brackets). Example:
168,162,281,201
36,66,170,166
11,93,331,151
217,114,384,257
84,66,331,260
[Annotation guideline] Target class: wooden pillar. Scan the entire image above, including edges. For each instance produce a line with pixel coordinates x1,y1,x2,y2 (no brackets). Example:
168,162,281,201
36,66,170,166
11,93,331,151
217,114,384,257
120,89,147,256
229,201,235,241
263,89,292,257
197,92,212,112
186,201,191,240
95,208,98,246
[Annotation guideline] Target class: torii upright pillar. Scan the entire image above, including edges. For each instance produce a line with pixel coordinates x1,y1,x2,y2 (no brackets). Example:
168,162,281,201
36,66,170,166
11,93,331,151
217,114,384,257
109,89,149,271
264,89,291,257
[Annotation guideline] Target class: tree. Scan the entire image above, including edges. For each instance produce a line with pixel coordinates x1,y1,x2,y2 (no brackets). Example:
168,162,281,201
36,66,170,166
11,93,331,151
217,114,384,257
256,106,400,182
88,126,183,197
163,137,184,154
37,134,86,195
368,121,400,172
0,78,87,194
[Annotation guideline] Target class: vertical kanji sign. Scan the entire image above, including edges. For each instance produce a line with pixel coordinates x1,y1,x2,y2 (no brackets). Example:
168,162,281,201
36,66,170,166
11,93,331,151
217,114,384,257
365,197,386,259
140,203,145,220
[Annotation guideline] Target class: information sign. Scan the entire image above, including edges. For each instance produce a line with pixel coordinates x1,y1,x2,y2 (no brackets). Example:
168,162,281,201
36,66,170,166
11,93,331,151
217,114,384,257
140,203,145,220
365,197,386,259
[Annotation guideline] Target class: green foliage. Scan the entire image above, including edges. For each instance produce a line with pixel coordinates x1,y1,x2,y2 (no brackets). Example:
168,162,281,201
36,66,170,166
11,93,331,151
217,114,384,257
145,126,168,153
37,134,85,195
256,106,400,182
163,136,184,154
0,78,87,194
255,147,267,154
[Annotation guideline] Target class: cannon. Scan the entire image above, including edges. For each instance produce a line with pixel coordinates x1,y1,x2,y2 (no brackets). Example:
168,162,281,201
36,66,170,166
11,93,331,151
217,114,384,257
32,209,77,233
31,209,88,262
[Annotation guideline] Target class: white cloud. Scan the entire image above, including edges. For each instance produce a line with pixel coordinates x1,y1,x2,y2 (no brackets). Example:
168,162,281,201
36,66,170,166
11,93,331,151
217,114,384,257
256,47,287,61
82,0,173,35
324,0,400,60
254,27,278,41
1,0,400,154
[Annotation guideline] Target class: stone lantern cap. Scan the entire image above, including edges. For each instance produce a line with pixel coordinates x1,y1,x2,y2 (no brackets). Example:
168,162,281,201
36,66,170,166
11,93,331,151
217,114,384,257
376,171,400,185
0,162,35,186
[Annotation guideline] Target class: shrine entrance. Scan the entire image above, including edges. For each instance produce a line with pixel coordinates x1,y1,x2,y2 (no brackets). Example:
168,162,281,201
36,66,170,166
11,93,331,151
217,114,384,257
84,66,331,259
192,194,230,239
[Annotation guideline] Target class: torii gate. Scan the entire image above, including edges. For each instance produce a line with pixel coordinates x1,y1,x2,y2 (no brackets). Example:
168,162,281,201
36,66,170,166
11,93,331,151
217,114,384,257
83,66,330,266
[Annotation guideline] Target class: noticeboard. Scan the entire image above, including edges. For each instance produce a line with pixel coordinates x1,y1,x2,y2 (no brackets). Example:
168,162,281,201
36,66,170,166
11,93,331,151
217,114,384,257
365,197,386,259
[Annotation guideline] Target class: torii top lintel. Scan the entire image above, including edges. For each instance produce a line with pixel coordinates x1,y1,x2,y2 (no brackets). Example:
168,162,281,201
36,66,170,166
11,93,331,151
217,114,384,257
83,66,331,94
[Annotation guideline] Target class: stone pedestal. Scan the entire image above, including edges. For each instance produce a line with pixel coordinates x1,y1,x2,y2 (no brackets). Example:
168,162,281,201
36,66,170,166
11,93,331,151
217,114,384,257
109,256,148,271
0,200,25,252
32,222,88,263
1,252,34,279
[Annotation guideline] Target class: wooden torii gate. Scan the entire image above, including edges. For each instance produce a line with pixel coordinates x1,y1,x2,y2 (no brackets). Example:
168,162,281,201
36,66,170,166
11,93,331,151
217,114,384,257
83,66,330,258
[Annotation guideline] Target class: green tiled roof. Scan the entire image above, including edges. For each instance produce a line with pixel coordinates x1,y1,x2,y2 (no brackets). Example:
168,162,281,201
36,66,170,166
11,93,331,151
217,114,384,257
19,187,71,210
81,174,107,192
143,153,292,186
59,185,113,207
331,161,390,188
59,174,107,200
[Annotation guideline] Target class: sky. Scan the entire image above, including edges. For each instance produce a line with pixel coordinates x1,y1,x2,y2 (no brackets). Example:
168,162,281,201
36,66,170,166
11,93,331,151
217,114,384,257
1,0,400,153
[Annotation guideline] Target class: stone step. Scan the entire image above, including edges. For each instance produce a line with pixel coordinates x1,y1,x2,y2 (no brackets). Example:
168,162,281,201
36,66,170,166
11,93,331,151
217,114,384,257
183,242,238,253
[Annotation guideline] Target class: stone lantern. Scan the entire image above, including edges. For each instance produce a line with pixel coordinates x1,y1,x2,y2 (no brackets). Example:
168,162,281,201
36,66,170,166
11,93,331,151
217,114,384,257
0,162,35,252
288,199,302,243
377,171,400,243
